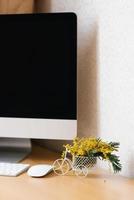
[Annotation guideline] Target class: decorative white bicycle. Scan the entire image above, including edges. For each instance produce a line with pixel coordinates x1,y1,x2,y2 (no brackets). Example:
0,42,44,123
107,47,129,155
53,149,96,177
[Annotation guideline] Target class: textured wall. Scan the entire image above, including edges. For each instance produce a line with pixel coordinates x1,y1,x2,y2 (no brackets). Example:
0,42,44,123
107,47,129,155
98,0,134,178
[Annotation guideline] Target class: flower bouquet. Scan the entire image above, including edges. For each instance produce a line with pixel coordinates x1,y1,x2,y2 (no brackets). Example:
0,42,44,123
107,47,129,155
62,137,122,173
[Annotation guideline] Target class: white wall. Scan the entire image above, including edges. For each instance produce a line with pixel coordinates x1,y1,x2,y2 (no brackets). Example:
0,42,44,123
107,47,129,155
98,0,134,177
37,0,134,177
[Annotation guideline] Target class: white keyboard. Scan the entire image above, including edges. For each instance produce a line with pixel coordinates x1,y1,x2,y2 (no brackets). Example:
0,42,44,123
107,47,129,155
0,163,30,177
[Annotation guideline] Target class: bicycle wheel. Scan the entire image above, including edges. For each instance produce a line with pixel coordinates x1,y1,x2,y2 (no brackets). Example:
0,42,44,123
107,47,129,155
74,165,88,177
53,159,70,175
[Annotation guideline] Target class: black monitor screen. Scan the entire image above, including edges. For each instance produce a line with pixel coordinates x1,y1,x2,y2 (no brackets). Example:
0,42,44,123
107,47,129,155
0,13,77,120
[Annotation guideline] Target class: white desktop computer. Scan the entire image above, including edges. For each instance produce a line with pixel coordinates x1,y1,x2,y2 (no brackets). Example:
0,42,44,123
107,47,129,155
0,13,77,162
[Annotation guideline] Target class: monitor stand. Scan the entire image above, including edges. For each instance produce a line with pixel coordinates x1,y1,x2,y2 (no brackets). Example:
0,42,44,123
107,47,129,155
0,138,31,163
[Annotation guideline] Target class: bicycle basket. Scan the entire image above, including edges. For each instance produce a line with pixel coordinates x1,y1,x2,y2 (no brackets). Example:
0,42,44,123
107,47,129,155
72,156,97,169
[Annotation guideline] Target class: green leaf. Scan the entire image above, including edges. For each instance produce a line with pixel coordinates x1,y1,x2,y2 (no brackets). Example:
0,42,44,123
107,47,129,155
108,142,120,149
107,154,122,173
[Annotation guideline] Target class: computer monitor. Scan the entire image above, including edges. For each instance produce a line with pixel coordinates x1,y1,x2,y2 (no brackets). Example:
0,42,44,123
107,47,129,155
0,13,77,162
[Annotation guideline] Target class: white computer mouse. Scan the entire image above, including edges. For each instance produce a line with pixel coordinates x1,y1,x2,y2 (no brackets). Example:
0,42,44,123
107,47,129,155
27,164,53,177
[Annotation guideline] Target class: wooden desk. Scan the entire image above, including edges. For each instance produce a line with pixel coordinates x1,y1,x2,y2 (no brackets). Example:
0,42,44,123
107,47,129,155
0,144,133,200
